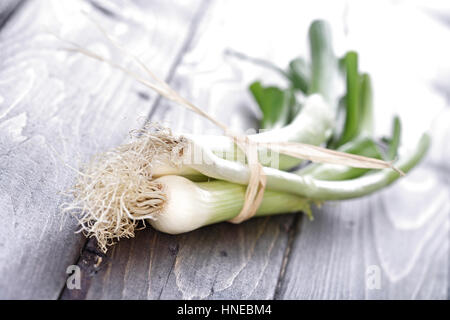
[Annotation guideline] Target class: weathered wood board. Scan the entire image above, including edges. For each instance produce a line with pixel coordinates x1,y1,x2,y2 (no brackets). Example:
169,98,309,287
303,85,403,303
0,0,203,299
278,163,449,299
277,1,450,298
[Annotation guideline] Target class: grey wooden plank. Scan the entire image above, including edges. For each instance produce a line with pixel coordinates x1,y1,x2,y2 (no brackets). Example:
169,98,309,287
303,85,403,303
0,0,201,299
278,166,449,299
276,101,450,300
275,4,450,299
68,215,296,300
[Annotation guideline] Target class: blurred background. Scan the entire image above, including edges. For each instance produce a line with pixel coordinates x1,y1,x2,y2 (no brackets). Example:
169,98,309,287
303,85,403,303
0,0,448,299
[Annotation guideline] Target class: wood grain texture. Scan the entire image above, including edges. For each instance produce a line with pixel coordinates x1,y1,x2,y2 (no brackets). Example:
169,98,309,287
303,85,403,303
69,215,298,300
0,0,202,299
275,2,450,299
277,105,450,300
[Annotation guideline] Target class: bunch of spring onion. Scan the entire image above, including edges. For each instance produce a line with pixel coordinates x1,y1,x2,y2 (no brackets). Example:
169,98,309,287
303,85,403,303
63,20,430,253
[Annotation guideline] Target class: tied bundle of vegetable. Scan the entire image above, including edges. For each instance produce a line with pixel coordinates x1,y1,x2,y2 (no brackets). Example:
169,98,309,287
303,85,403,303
60,20,430,253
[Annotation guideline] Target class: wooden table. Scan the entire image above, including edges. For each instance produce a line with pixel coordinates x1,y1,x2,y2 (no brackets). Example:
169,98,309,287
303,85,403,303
0,0,448,299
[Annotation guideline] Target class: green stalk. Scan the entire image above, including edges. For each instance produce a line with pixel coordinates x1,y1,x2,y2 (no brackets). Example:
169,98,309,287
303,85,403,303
150,134,429,235
185,94,334,171
306,73,375,180
294,136,384,180
196,181,311,225
190,133,430,200
271,133,430,200
338,51,360,146
287,57,310,93
148,175,311,234
359,73,374,136
249,81,293,129
386,116,401,160
308,20,336,104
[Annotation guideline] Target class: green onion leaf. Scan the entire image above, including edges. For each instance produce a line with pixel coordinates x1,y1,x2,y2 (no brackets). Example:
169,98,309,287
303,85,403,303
338,51,360,146
249,81,295,129
308,20,336,103
359,73,373,136
386,116,401,160
286,57,310,93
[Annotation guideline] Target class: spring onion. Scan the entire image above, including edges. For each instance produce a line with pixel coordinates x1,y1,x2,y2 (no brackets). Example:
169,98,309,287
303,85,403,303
122,132,429,236
59,19,430,253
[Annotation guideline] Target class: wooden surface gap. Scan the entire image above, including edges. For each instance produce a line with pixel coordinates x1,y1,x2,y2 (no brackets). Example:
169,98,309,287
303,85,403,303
273,214,303,300
0,0,24,31
146,0,211,122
